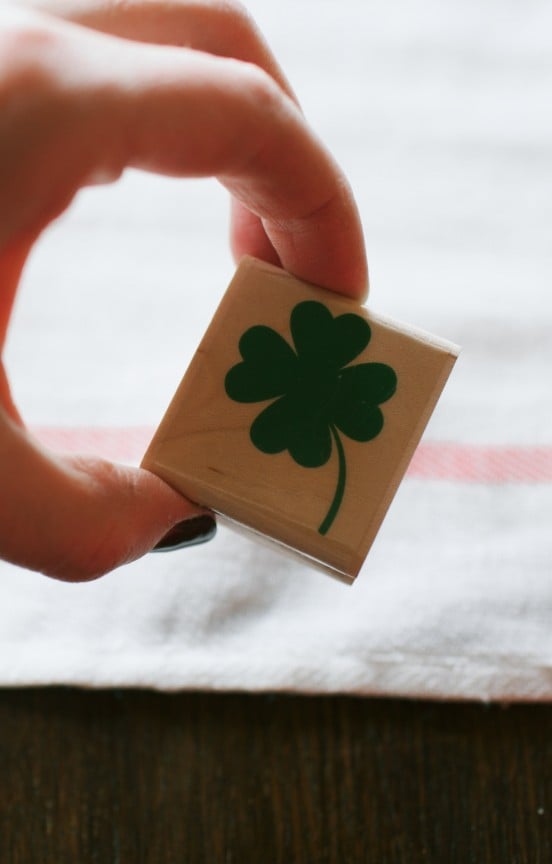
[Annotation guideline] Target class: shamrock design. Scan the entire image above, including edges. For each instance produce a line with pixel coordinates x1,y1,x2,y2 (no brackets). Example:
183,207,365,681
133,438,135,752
224,301,397,535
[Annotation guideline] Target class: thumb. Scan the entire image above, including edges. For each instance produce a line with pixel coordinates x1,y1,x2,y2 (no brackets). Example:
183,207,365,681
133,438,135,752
0,416,214,581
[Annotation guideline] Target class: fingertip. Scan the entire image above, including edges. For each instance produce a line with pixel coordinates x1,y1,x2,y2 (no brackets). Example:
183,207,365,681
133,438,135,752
347,256,370,304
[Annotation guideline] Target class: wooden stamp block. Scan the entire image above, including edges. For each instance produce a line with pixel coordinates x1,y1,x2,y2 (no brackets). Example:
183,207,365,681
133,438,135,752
142,257,459,583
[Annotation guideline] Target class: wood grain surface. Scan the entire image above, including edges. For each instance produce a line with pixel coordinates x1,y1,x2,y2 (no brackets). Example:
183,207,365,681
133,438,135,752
0,689,550,863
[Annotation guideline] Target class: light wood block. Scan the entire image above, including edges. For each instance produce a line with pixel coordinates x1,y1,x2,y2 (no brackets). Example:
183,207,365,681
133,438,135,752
142,257,459,583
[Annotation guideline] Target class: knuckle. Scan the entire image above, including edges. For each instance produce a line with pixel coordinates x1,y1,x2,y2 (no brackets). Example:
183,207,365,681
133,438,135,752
217,61,292,178
0,10,64,91
214,0,254,30
205,0,264,59
239,62,283,109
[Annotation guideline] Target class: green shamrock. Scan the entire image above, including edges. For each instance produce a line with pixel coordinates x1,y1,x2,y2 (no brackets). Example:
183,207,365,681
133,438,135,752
224,301,397,535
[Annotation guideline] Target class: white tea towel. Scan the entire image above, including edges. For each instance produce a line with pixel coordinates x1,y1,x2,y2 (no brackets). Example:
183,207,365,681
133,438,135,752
1,0,551,700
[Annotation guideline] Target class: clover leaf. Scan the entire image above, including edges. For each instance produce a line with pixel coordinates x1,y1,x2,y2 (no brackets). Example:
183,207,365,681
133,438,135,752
225,301,397,535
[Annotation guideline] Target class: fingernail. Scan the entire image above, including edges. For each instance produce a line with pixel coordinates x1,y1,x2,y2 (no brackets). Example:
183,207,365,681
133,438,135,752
151,515,216,552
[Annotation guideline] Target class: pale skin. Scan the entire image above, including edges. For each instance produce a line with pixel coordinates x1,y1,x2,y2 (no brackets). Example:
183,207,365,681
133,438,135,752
0,0,368,581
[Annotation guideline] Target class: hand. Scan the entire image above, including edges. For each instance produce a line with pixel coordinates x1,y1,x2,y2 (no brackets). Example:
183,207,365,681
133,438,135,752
0,0,368,581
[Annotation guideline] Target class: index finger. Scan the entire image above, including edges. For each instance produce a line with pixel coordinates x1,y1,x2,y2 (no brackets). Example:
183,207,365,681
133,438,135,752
8,6,368,297
76,26,368,297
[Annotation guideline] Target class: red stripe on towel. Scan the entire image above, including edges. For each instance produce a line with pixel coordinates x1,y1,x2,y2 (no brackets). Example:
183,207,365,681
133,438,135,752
408,443,552,483
32,427,552,484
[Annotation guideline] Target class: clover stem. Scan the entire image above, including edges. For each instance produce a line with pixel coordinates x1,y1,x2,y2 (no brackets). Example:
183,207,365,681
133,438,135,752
318,425,347,536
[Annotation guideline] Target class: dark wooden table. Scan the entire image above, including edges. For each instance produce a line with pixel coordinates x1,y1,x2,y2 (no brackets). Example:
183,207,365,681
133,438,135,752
0,689,550,862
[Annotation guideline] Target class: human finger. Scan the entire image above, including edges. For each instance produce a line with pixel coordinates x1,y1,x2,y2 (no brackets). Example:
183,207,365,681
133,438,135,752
19,0,300,267
23,0,298,99
16,0,367,295
112,40,368,296
0,230,212,580
0,406,212,581
1,14,367,296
